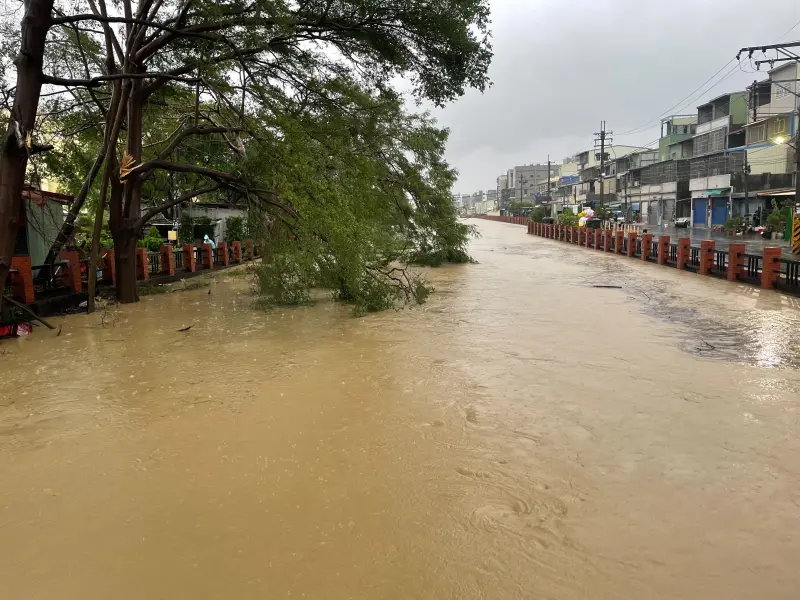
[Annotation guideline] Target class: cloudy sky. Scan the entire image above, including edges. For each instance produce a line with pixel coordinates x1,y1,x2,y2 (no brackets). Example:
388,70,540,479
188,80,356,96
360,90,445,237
434,0,800,194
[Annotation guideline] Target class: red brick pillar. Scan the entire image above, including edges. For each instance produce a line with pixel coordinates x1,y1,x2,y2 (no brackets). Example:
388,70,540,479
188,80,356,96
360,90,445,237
626,232,637,257
182,243,196,272
160,244,175,276
586,229,594,249
615,230,624,254
641,233,653,261
217,242,229,266
244,240,254,260
135,247,149,280
202,243,214,269
699,240,715,275
658,235,670,265
10,256,34,303
761,247,782,289
578,227,585,246
676,237,690,270
102,249,116,284
603,229,612,252
58,250,82,292
727,243,745,282
232,241,242,263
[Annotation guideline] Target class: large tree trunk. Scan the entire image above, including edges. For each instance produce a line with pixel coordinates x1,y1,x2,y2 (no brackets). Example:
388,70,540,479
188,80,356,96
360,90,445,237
113,229,139,303
0,0,54,302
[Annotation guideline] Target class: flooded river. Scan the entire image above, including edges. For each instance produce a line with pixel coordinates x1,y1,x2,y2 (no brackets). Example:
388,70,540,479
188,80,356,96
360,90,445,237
3,219,800,599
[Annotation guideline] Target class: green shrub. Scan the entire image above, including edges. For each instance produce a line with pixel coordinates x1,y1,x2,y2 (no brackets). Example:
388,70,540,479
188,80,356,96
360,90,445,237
724,216,743,232
140,226,163,252
225,216,244,242
766,199,785,232
531,206,546,222
558,211,578,226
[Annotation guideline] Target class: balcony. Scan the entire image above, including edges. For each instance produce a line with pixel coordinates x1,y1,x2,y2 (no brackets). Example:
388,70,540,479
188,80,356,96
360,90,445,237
695,115,730,135
731,172,794,194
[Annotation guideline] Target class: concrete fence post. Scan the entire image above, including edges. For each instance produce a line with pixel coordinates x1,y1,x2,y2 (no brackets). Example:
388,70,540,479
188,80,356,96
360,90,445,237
232,241,242,263
699,240,715,275
217,242,229,266
9,256,34,303
626,232,637,258
614,230,624,254
641,233,653,261
761,247,782,289
658,235,670,265
102,249,116,283
727,242,745,282
603,229,612,252
59,250,82,291
244,240,254,261
182,243,196,272
135,248,149,280
202,243,214,270
676,238,690,270
160,244,175,276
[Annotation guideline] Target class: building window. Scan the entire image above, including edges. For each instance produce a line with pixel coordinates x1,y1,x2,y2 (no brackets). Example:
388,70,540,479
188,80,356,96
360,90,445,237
749,124,766,144
774,81,792,99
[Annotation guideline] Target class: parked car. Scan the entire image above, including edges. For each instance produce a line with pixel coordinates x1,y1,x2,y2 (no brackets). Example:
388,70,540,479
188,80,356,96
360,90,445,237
610,210,625,224
675,217,690,228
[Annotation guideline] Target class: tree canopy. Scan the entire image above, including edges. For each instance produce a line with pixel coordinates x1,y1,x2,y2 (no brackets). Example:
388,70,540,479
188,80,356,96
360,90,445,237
0,0,492,310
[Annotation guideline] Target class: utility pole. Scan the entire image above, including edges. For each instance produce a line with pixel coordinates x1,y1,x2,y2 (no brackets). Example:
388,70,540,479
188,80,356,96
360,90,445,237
547,155,551,206
594,121,613,207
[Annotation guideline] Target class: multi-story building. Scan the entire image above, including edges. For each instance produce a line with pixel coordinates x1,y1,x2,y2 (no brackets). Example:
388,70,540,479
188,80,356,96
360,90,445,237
614,149,662,223
659,115,697,161
504,164,558,207
496,174,510,207
688,91,748,228
575,145,645,206
736,65,799,222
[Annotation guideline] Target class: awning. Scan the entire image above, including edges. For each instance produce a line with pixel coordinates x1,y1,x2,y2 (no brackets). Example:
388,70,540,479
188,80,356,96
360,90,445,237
705,188,728,196
756,189,795,197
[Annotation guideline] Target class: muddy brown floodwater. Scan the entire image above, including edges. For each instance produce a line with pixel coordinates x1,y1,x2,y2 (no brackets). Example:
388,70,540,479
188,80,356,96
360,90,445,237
2,220,800,599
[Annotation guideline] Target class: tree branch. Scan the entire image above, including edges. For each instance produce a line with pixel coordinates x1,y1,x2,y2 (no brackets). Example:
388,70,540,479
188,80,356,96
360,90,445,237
135,183,220,229
156,125,244,160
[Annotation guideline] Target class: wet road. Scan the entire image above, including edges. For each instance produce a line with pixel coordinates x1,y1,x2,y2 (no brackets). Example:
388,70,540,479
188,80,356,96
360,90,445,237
2,220,800,599
643,224,789,254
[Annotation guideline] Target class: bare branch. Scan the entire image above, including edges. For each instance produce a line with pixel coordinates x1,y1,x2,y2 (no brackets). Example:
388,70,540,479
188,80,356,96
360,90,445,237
135,182,220,229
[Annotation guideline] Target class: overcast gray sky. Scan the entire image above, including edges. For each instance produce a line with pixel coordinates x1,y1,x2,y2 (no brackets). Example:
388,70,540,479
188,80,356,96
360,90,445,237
435,0,800,194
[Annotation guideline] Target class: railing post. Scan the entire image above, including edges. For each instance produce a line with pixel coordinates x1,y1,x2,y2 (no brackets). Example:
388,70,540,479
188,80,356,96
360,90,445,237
603,229,612,252
641,233,653,261
699,240,715,275
232,241,242,263
727,243,745,282
658,235,670,265
102,249,116,284
761,247,782,289
202,243,214,270
9,256,34,303
614,230,624,254
626,232,637,258
217,242,229,266
182,243,196,272
135,248,149,280
244,239,254,260
676,237,690,270
160,244,175,276
58,250,82,291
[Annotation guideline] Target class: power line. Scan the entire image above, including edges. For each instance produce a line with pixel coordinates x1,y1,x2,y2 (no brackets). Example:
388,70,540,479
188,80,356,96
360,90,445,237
617,60,737,136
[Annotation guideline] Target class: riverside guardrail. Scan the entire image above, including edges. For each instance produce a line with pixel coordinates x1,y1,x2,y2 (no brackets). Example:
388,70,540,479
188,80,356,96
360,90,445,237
471,216,800,298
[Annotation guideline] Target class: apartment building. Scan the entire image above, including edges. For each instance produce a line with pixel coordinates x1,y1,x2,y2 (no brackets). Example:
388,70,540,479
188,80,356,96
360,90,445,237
688,91,748,227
